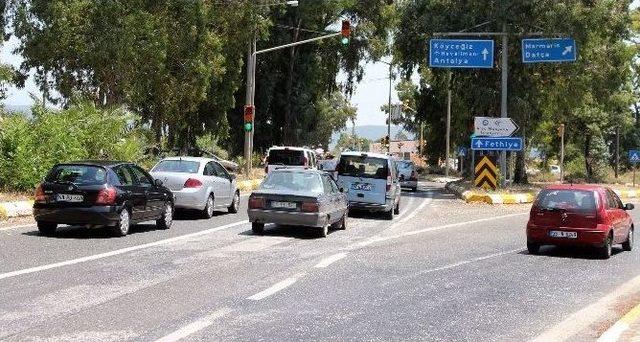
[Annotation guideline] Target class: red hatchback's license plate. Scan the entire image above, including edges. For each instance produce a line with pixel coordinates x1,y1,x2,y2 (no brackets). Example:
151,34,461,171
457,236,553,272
549,231,577,239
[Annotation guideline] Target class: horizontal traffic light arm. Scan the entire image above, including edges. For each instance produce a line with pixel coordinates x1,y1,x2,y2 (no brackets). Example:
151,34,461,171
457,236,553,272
254,32,341,56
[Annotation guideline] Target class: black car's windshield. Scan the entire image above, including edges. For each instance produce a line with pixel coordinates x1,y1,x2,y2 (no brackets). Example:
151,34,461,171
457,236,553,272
268,149,305,165
46,165,107,186
536,189,596,212
261,172,323,193
152,160,200,173
337,155,388,179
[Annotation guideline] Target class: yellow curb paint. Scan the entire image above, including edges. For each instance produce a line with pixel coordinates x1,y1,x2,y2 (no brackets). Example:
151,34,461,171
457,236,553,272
621,303,640,325
0,205,7,220
598,302,640,342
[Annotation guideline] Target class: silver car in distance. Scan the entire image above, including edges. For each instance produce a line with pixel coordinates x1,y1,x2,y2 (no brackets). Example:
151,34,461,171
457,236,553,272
150,157,240,218
248,169,348,238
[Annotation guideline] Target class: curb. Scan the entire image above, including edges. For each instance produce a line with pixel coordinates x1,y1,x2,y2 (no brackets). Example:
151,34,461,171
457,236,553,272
0,200,34,220
445,182,536,205
597,302,640,342
0,179,265,220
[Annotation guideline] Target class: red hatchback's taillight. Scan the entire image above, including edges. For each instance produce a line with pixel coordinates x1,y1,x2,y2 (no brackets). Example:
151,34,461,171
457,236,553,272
95,187,117,205
34,185,46,203
302,202,319,213
249,197,265,209
184,178,203,188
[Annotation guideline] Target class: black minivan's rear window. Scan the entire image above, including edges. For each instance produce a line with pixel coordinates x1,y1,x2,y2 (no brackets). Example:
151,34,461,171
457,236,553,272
268,149,305,165
337,155,388,179
46,165,107,186
536,189,597,212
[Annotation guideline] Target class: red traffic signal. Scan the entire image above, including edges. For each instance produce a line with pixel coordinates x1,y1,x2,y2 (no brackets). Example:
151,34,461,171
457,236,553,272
244,105,255,123
341,20,351,38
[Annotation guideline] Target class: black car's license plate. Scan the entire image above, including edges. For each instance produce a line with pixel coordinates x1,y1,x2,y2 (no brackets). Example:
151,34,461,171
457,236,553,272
56,194,83,202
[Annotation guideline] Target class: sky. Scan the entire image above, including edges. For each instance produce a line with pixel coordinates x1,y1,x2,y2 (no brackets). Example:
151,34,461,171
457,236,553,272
3,0,640,126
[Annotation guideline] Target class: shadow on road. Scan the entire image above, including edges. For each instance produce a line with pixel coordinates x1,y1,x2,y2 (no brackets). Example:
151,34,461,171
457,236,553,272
238,223,337,240
518,245,624,260
21,223,166,239
172,209,228,221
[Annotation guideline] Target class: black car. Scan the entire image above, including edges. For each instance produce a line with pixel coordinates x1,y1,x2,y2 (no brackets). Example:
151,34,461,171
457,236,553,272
33,161,174,237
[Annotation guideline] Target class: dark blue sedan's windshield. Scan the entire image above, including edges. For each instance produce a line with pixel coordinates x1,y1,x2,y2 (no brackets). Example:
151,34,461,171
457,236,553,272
261,172,323,193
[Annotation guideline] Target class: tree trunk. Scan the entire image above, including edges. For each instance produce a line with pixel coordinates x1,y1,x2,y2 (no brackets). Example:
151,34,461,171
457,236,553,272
283,19,302,145
584,135,592,181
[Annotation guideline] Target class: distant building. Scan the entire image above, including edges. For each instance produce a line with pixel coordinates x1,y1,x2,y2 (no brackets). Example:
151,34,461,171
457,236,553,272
370,140,425,166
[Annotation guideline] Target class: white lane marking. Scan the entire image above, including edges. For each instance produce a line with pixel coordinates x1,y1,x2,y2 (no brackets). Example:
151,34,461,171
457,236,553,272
597,321,628,342
0,223,36,231
0,220,249,281
314,252,348,268
355,212,528,248
419,248,522,274
393,195,415,221
155,308,230,342
247,275,303,301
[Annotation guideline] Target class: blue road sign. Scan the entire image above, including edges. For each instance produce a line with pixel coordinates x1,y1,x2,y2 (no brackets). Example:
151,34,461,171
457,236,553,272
522,38,576,63
458,146,468,157
429,39,494,69
471,137,523,151
629,150,640,163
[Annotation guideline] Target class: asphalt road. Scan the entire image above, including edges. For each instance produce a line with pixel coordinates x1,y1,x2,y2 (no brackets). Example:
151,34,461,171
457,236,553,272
1,183,639,341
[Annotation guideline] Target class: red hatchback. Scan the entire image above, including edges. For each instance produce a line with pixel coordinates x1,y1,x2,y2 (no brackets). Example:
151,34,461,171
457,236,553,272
526,185,634,259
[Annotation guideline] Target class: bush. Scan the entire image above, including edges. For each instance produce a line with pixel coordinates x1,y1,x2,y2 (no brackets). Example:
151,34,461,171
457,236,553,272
0,102,149,191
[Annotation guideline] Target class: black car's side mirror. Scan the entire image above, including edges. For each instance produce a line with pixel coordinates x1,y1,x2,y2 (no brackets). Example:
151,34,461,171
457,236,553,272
625,203,635,211
154,179,164,187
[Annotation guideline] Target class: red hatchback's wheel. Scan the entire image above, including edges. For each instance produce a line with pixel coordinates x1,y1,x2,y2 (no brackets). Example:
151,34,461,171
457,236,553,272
622,228,634,252
598,233,613,259
527,242,540,255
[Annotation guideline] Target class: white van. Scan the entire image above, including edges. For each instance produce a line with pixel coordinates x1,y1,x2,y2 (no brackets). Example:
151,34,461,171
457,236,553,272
265,147,317,174
336,152,401,220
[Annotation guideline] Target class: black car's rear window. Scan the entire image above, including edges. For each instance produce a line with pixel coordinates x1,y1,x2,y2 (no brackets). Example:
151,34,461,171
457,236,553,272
337,155,388,179
536,189,597,212
152,160,200,173
268,150,305,165
46,165,107,186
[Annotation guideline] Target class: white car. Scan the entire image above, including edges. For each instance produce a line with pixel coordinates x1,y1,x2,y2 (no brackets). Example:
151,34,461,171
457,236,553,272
265,147,317,174
150,157,240,218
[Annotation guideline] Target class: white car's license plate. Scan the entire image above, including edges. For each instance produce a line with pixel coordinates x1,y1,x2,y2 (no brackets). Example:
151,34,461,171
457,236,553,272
352,183,372,191
56,194,83,202
549,231,577,239
271,201,297,209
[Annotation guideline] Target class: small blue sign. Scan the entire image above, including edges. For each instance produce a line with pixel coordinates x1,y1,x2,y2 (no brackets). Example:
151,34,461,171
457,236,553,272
458,146,468,157
429,39,494,69
629,150,640,163
522,38,576,63
471,137,523,151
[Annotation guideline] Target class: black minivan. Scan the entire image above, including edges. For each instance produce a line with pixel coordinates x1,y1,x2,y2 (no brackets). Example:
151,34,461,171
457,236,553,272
33,161,174,237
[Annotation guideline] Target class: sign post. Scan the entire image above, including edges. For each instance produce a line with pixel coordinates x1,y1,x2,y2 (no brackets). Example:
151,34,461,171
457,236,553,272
471,137,524,152
474,117,519,137
475,156,498,190
429,39,495,69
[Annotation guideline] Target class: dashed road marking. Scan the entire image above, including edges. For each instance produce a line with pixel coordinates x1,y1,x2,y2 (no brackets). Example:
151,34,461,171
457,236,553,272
247,275,303,301
154,308,231,342
314,252,348,268
0,220,249,281
418,248,523,274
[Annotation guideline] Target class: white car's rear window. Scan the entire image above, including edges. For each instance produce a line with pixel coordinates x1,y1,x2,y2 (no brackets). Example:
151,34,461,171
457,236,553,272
152,160,200,174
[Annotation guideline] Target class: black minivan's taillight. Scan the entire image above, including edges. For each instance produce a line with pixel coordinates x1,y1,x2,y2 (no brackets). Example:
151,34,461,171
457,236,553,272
95,187,117,205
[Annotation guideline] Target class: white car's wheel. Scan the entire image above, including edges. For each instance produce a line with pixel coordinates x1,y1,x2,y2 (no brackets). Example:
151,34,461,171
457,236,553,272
203,195,215,219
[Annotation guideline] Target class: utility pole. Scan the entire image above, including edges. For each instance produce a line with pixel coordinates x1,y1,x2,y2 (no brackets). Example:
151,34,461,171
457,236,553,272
388,62,393,153
615,126,620,179
559,123,565,183
445,71,452,178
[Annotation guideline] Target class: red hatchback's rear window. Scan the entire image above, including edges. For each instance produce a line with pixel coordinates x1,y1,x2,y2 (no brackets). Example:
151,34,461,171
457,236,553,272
536,189,597,212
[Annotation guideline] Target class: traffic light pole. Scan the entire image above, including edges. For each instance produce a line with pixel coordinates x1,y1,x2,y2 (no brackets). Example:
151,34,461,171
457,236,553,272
243,31,342,176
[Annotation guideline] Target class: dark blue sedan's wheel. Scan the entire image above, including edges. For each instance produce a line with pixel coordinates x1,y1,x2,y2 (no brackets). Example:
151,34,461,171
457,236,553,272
252,222,264,235
37,222,57,236
156,202,173,230
339,214,347,230
318,223,328,238
111,209,130,237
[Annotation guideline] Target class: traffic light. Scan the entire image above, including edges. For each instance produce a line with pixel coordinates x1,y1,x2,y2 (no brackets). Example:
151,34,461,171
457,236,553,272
341,20,351,45
244,105,254,132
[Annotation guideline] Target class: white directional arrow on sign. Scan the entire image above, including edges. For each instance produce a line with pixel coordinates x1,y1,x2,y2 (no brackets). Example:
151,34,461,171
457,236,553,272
562,46,573,56
481,48,489,61
474,117,519,137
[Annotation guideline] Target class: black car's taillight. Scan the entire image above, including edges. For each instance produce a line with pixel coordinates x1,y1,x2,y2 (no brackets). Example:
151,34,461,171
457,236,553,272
95,187,117,205
34,185,46,203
